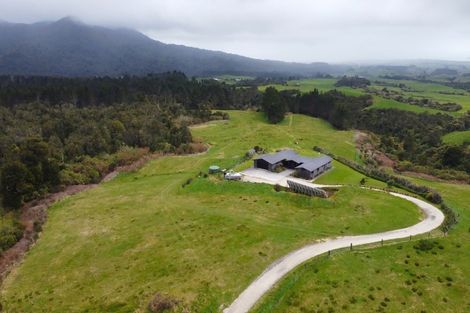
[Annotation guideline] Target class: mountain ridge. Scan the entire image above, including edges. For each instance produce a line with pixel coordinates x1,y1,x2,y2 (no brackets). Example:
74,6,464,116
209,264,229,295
0,18,347,77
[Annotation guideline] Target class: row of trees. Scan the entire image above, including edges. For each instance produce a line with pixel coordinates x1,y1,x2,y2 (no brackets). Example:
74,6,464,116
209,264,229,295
261,87,372,129
0,72,260,109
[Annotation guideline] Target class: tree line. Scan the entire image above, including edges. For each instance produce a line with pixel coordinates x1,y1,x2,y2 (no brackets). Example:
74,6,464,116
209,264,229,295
0,72,259,109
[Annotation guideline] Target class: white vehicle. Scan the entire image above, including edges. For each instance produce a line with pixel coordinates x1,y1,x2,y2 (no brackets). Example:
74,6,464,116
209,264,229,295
224,171,242,181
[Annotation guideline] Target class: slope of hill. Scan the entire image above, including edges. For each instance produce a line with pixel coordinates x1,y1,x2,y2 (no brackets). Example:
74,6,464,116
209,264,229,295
0,17,347,77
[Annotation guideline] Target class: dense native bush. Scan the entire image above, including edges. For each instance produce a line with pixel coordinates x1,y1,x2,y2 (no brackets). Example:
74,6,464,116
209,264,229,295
261,87,287,123
0,102,198,209
261,87,372,129
0,73,259,210
0,72,260,109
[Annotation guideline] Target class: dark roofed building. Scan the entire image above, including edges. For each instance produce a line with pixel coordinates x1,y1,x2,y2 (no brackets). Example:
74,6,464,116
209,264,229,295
294,155,332,179
254,150,332,180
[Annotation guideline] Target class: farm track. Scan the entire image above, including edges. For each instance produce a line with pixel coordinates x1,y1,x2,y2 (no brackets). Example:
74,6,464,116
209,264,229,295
223,188,445,313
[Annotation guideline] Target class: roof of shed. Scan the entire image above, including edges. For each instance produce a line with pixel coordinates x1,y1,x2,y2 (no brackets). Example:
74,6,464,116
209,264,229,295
255,150,332,172
295,155,332,172
255,149,299,164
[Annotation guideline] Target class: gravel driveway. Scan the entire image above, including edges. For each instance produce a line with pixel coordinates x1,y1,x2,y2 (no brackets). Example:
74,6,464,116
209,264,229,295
223,182,444,313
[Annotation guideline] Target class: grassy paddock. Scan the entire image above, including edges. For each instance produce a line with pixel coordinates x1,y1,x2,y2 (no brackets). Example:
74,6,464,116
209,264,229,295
261,78,470,115
442,130,470,146
253,175,470,313
258,79,363,96
370,79,470,115
0,111,423,313
368,96,444,114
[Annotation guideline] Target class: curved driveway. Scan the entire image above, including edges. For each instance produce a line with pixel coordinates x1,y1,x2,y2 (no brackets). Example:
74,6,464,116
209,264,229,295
223,190,445,313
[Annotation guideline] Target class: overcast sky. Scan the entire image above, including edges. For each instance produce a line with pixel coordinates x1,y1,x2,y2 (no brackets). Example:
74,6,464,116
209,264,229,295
1,0,470,63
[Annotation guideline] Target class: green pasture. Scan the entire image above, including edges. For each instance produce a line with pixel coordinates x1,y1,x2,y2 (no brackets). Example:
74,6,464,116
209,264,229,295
260,77,470,116
442,130,470,146
253,174,470,313
0,111,422,313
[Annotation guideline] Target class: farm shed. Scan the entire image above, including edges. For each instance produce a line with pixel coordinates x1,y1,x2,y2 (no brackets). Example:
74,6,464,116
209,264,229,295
254,150,332,180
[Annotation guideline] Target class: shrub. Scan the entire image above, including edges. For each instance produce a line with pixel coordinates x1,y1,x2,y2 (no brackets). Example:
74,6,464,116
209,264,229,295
414,240,435,252
0,216,24,252
181,178,193,188
187,142,208,154
113,147,149,167
148,293,179,313
426,192,442,204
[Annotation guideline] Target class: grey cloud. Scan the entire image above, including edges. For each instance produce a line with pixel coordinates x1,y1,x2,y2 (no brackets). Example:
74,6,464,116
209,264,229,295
0,0,469,62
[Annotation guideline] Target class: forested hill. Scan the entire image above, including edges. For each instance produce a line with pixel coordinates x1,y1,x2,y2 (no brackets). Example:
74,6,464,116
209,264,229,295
0,73,259,211
0,17,347,77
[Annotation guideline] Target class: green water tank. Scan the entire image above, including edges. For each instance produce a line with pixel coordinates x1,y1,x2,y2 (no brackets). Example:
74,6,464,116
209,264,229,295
208,165,220,174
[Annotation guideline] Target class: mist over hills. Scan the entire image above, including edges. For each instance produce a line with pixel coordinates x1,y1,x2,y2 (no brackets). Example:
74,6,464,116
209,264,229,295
0,17,351,77
0,17,469,78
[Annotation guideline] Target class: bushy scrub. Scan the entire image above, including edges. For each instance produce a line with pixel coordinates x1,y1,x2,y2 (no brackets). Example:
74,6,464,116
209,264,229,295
0,214,23,253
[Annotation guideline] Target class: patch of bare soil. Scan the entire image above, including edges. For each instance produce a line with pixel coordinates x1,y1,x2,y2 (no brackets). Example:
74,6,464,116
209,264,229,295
355,131,395,168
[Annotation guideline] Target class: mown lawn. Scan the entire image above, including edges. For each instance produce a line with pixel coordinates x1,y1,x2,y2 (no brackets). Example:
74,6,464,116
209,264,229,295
253,176,470,313
0,111,422,313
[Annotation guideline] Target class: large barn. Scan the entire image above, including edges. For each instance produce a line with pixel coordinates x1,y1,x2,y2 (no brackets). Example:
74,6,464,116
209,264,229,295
254,150,332,180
